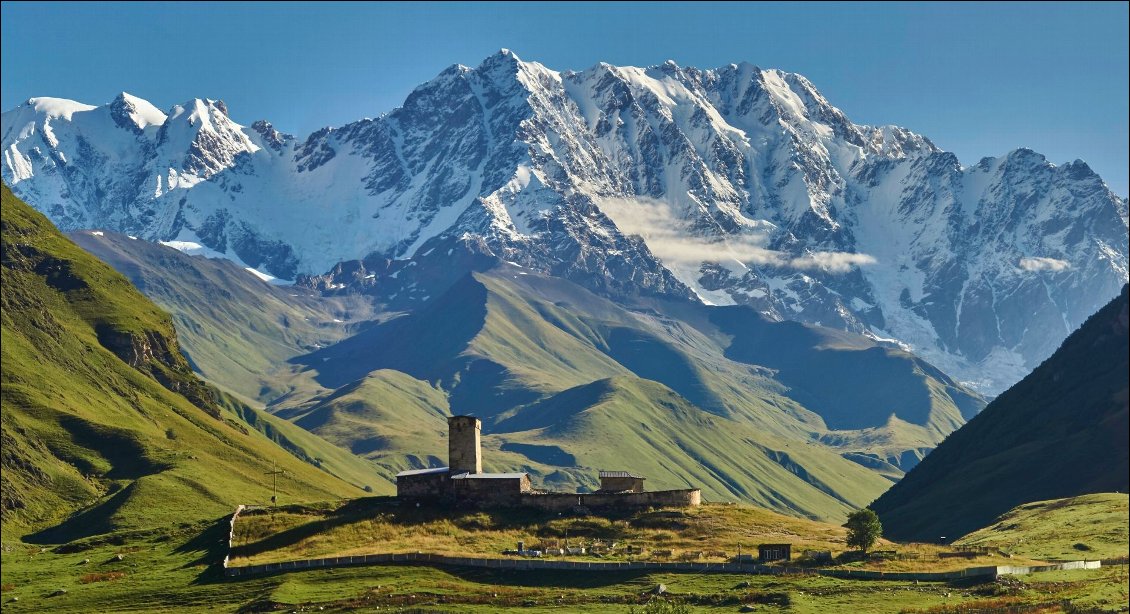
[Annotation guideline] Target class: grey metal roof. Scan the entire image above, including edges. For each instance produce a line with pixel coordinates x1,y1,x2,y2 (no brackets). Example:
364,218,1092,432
599,470,645,479
396,467,449,477
450,472,528,480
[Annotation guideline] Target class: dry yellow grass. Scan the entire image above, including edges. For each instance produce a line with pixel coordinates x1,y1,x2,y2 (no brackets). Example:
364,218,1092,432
229,498,1043,571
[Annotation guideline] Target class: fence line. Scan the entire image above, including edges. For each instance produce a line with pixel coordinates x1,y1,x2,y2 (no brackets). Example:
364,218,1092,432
221,506,1105,581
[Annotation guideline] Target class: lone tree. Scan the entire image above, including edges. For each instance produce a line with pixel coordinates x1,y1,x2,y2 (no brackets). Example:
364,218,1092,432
844,508,883,554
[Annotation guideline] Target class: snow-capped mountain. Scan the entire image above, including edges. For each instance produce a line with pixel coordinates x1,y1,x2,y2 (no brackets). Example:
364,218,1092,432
3,50,1127,393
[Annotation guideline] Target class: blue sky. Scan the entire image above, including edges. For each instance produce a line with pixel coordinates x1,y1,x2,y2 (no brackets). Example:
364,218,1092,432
2,2,1127,195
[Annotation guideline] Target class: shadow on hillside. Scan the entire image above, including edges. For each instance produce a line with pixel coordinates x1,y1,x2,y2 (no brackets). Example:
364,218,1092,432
25,481,142,544
176,517,235,583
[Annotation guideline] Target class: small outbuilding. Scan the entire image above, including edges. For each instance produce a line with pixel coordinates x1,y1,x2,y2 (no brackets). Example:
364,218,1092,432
758,543,792,562
598,470,645,493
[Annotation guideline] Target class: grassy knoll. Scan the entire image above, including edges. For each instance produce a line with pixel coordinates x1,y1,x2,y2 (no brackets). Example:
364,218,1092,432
3,514,1127,613
956,493,1129,561
228,500,1041,573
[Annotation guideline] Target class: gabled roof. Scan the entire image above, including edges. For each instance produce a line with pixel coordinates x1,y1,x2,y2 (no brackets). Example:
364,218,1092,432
396,467,450,477
599,470,645,479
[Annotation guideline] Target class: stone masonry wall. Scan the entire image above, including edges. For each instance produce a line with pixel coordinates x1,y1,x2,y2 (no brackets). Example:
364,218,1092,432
448,416,482,475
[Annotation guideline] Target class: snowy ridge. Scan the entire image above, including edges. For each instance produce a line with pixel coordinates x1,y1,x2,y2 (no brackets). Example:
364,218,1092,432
3,51,1127,393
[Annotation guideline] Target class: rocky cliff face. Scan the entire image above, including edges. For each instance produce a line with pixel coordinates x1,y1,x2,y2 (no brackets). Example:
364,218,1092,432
4,51,1126,393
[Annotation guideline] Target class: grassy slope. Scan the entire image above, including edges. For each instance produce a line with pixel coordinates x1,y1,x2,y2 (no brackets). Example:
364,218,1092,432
0,186,366,540
286,270,896,520
872,285,1130,542
69,230,377,403
496,377,891,519
69,231,988,523
228,498,1043,572
282,369,452,462
956,493,1129,560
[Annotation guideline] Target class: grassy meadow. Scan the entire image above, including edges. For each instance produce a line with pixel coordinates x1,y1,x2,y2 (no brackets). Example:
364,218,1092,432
228,499,1047,573
3,511,1127,614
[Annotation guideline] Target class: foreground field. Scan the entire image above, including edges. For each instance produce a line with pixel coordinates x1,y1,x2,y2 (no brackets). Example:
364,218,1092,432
3,495,1126,612
2,516,1127,613
229,499,1040,572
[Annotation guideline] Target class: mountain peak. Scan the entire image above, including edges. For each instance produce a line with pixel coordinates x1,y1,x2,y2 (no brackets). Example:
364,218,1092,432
110,92,167,131
478,48,523,69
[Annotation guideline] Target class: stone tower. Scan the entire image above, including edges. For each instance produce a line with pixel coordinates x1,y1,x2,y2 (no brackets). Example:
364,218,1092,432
448,415,481,475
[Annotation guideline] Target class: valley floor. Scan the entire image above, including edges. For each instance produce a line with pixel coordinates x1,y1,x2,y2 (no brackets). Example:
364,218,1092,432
3,502,1126,613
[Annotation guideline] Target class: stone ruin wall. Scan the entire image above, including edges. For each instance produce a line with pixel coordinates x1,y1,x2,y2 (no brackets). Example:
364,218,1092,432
520,489,701,511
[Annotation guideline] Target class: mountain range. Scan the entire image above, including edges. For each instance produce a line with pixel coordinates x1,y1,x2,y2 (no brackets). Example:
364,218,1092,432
4,50,1126,395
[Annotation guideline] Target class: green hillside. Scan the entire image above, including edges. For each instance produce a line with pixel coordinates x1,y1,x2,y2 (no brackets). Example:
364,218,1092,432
70,230,377,403
0,186,376,540
871,285,1130,542
495,376,893,518
65,230,989,522
956,493,1128,560
281,269,978,520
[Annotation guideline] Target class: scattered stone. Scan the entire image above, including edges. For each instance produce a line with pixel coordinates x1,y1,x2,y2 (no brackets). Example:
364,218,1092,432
652,584,667,595
114,554,124,561
740,605,757,613
50,589,67,597
81,558,90,565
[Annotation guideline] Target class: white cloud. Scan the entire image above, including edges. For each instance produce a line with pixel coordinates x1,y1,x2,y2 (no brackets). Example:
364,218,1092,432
790,251,878,273
595,196,876,273
1018,257,1071,272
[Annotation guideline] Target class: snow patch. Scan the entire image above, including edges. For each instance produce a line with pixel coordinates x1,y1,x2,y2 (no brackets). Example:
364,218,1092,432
28,97,95,120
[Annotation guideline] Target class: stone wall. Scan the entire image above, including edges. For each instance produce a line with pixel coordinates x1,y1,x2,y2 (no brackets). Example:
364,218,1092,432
599,476,645,492
448,416,481,475
224,550,1104,580
397,472,450,498
519,489,701,511
451,475,528,504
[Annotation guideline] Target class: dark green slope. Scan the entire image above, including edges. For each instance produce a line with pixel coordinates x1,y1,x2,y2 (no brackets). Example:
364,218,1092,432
0,186,370,541
871,285,1130,542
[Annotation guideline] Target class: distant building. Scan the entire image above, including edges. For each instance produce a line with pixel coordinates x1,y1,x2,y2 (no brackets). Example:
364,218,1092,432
598,471,645,493
395,416,700,509
395,416,534,505
758,543,792,562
